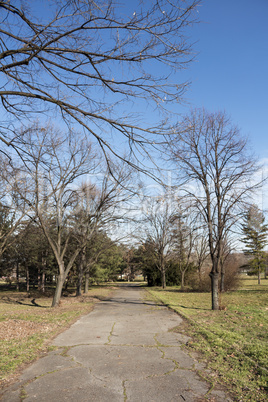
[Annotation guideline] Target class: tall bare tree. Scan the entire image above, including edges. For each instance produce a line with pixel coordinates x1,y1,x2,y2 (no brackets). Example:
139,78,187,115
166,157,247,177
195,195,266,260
169,109,262,310
141,194,181,288
71,170,132,296
0,0,200,170
192,227,209,289
0,157,31,258
171,208,197,290
13,123,128,306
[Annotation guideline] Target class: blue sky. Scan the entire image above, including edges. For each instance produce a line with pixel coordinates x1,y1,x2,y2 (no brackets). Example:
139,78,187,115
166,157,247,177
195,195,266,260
177,0,268,159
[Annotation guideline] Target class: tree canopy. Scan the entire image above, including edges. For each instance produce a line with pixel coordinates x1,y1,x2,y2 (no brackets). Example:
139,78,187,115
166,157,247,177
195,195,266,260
0,0,200,169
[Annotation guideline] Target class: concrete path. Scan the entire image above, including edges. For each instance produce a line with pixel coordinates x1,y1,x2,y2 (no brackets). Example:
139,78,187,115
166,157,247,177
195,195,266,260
1,284,232,401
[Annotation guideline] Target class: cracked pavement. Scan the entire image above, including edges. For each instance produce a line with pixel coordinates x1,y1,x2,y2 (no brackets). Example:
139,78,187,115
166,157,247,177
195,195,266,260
1,284,232,401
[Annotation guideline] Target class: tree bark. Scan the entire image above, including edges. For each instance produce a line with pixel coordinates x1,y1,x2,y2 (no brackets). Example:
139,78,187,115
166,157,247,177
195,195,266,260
77,247,86,296
52,273,66,307
209,271,219,310
41,256,47,292
38,266,41,291
26,265,30,292
16,262,20,291
162,269,166,289
84,272,89,293
76,264,83,297
181,270,185,291
41,272,45,293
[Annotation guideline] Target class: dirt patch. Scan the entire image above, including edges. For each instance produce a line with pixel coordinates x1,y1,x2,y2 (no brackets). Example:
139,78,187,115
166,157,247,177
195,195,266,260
0,319,57,341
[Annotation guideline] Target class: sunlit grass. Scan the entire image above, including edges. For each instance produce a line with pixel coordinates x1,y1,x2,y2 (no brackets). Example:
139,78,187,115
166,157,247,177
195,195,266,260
146,277,268,401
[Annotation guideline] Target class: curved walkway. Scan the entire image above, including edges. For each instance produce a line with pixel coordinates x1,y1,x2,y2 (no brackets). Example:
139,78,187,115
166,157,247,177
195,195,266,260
1,284,232,401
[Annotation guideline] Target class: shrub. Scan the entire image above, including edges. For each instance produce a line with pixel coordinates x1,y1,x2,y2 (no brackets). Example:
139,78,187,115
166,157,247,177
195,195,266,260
188,254,241,292
222,254,242,291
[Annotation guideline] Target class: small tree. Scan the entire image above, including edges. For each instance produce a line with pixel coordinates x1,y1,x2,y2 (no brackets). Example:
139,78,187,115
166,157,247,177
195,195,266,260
241,204,268,284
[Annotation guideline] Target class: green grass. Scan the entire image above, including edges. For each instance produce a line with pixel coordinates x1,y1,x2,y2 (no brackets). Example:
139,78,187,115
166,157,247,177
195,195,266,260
0,285,115,387
146,278,268,401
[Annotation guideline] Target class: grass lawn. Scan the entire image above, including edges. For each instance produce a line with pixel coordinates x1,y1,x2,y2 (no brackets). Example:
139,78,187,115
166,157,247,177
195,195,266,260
0,284,116,389
146,277,268,401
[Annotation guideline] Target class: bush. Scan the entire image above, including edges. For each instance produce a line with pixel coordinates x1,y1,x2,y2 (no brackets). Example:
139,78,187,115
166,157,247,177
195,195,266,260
188,267,211,292
188,254,241,292
222,255,241,291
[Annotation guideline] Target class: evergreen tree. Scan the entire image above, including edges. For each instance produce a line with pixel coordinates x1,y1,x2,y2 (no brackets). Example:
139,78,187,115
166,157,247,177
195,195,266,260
241,205,268,284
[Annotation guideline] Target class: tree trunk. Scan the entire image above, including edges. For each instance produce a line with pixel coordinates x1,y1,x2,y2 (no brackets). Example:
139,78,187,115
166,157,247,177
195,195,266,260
162,269,166,289
38,266,41,291
16,262,20,291
198,268,202,290
52,273,66,307
41,272,45,292
26,265,30,292
181,270,185,291
258,268,261,285
84,272,89,293
41,256,47,292
209,270,219,310
77,248,86,296
76,264,83,297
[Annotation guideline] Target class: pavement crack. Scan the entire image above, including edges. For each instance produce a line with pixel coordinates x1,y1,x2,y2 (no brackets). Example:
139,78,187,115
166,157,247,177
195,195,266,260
20,386,27,400
122,380,128,401
154,335,181,376
196,369,215,397
106,322,116,344
59,346,72,357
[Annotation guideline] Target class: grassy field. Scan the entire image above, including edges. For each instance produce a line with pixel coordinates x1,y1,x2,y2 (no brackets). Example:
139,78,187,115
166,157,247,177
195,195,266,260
146,277,268,402
0,284,115,389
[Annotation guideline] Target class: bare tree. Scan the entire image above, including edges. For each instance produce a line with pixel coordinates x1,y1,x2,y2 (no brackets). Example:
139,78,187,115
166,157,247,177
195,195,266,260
13,123,128,306
192,226,209,289
71,169,132,295
0,157,31,258
169,109,262,310
141,194,180,288
0,0,200,171
171,208,197,290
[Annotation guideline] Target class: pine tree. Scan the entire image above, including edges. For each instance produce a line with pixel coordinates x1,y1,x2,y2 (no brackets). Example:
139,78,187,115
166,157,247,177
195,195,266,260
241,205,268,284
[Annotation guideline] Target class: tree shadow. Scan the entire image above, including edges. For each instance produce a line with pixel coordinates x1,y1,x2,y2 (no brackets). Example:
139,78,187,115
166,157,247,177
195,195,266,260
170,304,211,311
0,295,49,308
